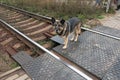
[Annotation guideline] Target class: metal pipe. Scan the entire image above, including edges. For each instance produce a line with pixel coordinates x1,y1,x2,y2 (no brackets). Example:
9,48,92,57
0,19,100,80
81,27,120,41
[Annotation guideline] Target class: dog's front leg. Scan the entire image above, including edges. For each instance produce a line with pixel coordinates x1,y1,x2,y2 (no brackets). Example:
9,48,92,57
63,36,68,49
74,33,79,42
74,29,79,42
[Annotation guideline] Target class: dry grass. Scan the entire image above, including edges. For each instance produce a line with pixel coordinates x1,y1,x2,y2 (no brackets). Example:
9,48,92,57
0,0,113,21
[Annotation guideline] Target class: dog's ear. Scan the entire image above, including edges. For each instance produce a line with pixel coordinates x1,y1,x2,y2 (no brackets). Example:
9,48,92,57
60,19,65,25
51,17,56,24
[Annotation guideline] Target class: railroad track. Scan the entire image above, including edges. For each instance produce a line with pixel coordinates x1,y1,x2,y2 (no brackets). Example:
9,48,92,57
0,3,56,78
0,4,101,80
1,3,120,80
0,4,56,56
0,23,29,54
0,4,119,56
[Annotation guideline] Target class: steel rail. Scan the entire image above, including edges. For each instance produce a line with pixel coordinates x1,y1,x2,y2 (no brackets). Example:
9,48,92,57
0,19,100,80
1,4,120,41
81,27,120,41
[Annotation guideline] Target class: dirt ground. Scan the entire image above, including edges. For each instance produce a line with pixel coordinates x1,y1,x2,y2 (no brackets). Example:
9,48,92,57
0,51,17,75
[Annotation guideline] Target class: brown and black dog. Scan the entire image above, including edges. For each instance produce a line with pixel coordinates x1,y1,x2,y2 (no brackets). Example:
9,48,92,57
51,17,82,49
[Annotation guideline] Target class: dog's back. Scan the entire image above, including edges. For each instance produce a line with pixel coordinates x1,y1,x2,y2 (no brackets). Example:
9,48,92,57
67,17,81,32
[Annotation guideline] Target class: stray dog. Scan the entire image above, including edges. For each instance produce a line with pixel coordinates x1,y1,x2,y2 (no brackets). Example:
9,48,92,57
51,17,82,49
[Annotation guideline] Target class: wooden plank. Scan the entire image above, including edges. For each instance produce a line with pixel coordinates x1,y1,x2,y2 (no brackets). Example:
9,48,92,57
0,67,21,78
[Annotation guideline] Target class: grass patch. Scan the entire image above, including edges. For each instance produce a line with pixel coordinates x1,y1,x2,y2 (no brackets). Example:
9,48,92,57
0,0,115,23
38,40,49,45
10,62,19,68
96,15,104,19
0,52,19,72
37,39,56,46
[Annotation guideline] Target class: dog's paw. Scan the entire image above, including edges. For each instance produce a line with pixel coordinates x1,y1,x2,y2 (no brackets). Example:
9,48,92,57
78,33,81,35
74,39,78,42
63,46,67,49
70,39,74,41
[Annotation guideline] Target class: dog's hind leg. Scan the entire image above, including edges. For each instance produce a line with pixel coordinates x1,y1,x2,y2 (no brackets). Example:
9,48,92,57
78,23,81,35
74,27,79,42
70,31,75,41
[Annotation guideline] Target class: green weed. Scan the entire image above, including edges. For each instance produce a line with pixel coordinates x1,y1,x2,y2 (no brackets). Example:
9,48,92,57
0,0,115,23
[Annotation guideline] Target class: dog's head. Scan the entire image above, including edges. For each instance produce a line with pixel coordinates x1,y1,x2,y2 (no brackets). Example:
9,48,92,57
51,17,66,35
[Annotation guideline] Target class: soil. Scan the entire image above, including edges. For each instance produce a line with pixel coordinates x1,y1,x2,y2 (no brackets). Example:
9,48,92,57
0,51,18,75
